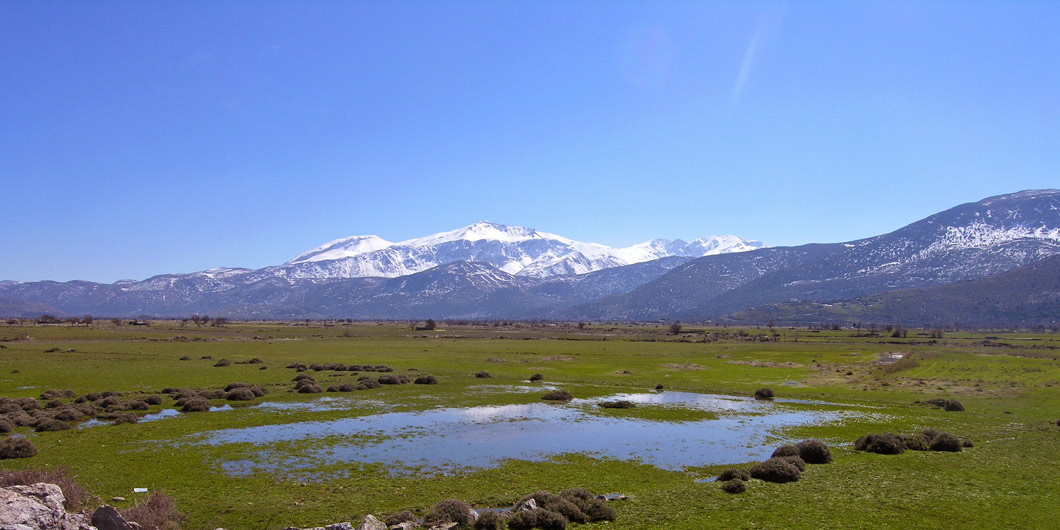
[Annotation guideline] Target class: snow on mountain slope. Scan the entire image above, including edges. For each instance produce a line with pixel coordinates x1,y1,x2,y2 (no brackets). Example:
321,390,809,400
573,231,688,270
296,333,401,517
282,221,766,279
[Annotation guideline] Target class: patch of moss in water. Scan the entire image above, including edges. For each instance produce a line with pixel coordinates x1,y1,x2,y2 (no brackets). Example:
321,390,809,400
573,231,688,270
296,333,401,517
187,392,866,479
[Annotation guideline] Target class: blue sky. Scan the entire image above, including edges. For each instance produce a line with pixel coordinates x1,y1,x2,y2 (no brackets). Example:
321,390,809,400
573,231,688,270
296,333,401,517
2,1,1058,282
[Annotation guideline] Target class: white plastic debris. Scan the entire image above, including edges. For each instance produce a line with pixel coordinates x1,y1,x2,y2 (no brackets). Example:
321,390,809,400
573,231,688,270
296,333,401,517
132,488,148,493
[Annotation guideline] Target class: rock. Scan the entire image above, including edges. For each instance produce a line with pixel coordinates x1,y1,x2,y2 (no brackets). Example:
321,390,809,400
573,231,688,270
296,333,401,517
325,524,355,530
389,523,420,530
426,524,457,530
355,515,387,530
0,483,96,530
91,505,140,530
110,497,126,502
515,498,537,512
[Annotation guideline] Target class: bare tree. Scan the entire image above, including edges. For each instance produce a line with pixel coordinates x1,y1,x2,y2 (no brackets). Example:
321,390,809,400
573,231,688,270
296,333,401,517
669,322,683,335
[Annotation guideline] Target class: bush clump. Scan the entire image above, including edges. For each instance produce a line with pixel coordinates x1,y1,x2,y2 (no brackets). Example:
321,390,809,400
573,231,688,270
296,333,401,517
415,375,439,385
121,492,187,530
213,359,232,367
926,398,964,411
771,444,799,458
54,408,83,422
0,419,12,434
721,478,747,494
0,437,36,459
749,457,801,483
717,468,751,482
385,509,417,526
144,395,164,406
598,400,635,409
378,374,407,385
754,388,774,400
776,455,806,472
928,431,963,452
473,510,505,530
529,373,544,382
541,391,573,402
425,499,476,528
475,371,491,379
854,433,906,454
795,439,833,464
225,387,256,401
297,383,323,394
508,509,567,530
35,419,71,432
0,467,89,509
180,397,211,412
112,413,139,425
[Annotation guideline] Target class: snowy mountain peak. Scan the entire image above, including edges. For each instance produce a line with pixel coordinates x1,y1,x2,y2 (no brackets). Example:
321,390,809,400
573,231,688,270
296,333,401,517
281,222,766,280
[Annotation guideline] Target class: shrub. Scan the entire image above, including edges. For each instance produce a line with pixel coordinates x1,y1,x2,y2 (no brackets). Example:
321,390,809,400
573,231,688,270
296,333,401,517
928,432,963,452
294,379,317,390
473,510,504,530
40,389,75,400
655,384,664,390
6,412,34,427
213,359,231,367
508,509,567,530
54,408,83,422
98,396,121,409
415,375,439,385
251,385,267,397
475,371,491,379
0,419,11,433
359,380,381,390
771,445,799,458
378,375,402,385
901,433,930,451
225,387,256,401
0,467,89,509
581,499,615,522
777,455,806,471
926,398,964,411
112,413,139,425
292,374,315,382
144,395,164,406
199,390,226,400
962,438,974,448
541,391,573,402
853,433,906,454
754,388,774,400
721,478,747,494
385,509,417,526
598,400,635,409
749,457,801,483
795,439,833,464
180,397,211,412
529,373,544,382
224,382,249,391
717,468,751,482
45,399,63,409
35,419,71,432
297,384,323,394
0,437,37,459
126,400,149,411
18,398,41,411
200,356,212,360
425,499,475,527
121,492,187,530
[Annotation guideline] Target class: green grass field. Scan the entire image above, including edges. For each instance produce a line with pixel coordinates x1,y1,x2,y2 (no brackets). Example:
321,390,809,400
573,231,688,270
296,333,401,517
0,321,1057,529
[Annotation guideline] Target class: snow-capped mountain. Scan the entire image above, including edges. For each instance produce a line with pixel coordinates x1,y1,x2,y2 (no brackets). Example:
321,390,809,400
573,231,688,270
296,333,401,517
282,221,766,279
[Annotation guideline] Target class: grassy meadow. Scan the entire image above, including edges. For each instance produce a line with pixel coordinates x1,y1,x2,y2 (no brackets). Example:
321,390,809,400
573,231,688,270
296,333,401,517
0,320,1057,529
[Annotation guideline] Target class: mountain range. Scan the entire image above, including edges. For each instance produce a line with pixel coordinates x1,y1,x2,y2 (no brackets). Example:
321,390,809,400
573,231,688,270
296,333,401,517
2,190,1060,325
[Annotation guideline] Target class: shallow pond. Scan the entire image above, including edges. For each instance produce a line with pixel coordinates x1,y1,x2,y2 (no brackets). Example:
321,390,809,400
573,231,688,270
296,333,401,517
191,391,863,478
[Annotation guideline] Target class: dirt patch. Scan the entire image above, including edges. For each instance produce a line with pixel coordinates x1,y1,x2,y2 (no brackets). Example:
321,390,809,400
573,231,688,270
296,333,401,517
726,360,801,368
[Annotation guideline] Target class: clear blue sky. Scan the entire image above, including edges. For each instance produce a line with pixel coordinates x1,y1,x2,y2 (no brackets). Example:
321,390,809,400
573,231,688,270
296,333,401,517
2,1,1058,282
